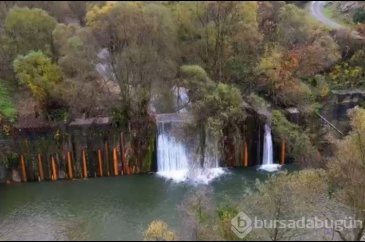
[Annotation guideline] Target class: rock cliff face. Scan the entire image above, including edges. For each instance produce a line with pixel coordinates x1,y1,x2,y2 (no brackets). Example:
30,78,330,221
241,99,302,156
0,164,6,182
322,89,365,131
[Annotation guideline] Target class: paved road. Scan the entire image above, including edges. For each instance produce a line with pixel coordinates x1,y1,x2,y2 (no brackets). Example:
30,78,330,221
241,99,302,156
310,1,365,39
310,1,342,29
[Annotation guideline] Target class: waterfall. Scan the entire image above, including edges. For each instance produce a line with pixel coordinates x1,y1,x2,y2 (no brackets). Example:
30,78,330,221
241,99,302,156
259,124,281,172
157,122,189,182
154,87,225,183
156,115,224,184
262,124,273,165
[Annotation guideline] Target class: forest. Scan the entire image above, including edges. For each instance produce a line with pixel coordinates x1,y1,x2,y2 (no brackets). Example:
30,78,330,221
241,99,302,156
0,1,365,241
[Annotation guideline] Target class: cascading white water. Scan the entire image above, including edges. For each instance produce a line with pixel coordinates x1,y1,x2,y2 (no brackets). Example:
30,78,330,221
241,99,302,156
156,120,225,184
259,124,281,172
155,87,225,184
262,124,273,165
156,119,225,183
157,122,189,182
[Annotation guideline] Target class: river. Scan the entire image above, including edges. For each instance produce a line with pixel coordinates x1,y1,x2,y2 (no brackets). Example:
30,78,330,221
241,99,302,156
0,167,292,241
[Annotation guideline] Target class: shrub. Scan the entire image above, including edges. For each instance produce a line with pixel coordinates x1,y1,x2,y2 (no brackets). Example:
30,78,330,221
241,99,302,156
353,8,365,24
0,81,16,122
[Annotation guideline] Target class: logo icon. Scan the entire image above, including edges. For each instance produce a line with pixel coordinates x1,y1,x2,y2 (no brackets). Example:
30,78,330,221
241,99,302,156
231,211,253,239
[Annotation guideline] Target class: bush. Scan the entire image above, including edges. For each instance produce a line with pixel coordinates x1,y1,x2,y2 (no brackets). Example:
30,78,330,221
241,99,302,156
144,220,176,241
0,81,16,122
353,8,365,24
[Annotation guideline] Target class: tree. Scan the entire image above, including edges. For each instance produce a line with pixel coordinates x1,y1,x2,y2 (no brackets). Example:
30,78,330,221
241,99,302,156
53,23,99,80
13,51,62,110
87,1,177,119
256,46,314,108
327,107,365,241
144,220,177,241
179,65,245,168
328,63,364,89
68,1,105,26
177,187,222,241
52,23,117,118
276,4,317,48
4,7,57,57
257,1,286,42
241,169,329,241
0,35,17,81
174,1,262,83
353,8,365,24
86,2,176,172
296,35,340,77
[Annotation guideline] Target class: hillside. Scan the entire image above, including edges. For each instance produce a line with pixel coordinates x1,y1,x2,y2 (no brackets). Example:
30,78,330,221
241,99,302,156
324,1,365,26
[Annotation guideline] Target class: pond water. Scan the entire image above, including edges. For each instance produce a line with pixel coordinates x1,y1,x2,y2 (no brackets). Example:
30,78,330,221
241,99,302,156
0,167,292,241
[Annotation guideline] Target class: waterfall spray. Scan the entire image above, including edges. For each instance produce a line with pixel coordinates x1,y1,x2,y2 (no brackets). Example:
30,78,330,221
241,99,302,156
156,117,224,184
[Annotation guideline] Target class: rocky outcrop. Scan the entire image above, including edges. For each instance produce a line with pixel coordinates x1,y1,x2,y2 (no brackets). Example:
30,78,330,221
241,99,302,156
0,164,6,182
322,89,365,132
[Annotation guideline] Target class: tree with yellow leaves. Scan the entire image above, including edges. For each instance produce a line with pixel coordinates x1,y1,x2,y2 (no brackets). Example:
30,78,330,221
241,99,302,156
144,220,177,241
13,51,62,110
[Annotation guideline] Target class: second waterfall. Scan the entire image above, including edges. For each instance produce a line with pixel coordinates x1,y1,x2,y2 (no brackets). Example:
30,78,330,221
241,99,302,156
259,124,281,172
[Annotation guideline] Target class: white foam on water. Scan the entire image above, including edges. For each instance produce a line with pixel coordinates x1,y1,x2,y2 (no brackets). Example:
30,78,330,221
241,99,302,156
156,169,189,183
258,164,282,172
157,168,226,184
188,167,226,185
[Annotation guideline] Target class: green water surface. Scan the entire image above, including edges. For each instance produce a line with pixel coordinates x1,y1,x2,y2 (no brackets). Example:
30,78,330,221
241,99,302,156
0,167,287,241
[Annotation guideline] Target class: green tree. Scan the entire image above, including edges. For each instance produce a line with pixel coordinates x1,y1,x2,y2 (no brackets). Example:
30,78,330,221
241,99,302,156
52,23,116,118
353,8,365,24
180,65,245,168
328,63,364,89
4,7,57,56
174,1,262,83
276,4,318,47
13,51,62,109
